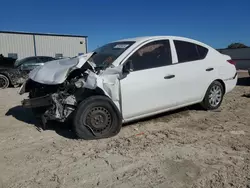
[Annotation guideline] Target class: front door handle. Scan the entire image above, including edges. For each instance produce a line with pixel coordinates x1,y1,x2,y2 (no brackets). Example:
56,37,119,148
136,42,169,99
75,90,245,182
164,75,175,79
206,68,214,71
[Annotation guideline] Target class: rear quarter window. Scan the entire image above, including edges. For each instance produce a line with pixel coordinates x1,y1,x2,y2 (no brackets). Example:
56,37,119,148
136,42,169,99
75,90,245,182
174,40,209,63
197,45,208,59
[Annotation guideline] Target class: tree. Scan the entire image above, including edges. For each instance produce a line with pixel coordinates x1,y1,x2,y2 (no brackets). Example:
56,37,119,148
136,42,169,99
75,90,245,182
227,43,248,49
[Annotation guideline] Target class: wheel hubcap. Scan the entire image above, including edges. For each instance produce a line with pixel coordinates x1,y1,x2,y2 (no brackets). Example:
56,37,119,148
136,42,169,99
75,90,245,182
85,107,112,134
208,85,222,107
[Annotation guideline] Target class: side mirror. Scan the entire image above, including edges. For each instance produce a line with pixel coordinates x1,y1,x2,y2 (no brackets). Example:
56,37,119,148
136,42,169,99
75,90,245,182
122,60,133,74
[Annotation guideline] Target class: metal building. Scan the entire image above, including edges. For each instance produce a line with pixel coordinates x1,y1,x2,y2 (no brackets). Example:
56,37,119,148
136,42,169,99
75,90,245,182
0,31,88,59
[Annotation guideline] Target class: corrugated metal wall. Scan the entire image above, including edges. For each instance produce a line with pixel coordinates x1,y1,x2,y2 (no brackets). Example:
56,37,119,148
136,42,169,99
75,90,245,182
0,33,34,59
35,35,87,57
0,32,87,59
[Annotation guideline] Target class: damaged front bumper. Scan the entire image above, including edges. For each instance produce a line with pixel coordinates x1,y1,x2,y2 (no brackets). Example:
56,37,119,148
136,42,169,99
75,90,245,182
22,95,52,108
21,91,77,125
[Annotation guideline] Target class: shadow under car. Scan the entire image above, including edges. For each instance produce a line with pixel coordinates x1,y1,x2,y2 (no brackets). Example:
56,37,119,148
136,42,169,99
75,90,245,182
5,105,77,139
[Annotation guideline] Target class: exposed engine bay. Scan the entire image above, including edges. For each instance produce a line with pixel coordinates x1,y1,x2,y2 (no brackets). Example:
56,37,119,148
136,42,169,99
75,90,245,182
19,52,125,127
22,72,87,123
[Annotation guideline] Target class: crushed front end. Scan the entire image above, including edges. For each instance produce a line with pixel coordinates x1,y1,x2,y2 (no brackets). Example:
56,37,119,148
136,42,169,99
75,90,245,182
19,52,124,129
21,78,82,127
20,71,121,129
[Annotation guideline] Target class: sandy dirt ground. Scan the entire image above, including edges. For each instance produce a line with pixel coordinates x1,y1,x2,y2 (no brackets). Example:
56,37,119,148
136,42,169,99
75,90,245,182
0,74,250,188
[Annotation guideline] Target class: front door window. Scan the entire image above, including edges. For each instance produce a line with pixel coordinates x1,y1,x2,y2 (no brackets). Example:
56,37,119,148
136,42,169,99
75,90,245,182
128,40,172,71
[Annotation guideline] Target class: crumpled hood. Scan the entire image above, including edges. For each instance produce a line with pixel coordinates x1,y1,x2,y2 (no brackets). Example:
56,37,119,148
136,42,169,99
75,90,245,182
29,52,95,85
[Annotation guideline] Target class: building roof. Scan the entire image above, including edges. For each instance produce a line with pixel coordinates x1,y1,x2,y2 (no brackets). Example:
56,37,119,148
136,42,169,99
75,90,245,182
0,30,87,38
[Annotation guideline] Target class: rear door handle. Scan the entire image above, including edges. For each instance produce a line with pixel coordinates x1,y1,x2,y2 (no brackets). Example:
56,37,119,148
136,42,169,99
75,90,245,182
206,68,214,71
164,75,175,79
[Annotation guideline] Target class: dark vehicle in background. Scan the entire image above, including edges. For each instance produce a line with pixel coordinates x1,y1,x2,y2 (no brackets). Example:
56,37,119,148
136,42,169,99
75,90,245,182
0,55,16,67
0,55,56,89
14,56,56,72
218,48,250,76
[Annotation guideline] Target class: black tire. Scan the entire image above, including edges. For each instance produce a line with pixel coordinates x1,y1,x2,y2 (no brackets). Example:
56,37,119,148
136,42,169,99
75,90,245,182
201,81,224,110
73,95,122,140
0,74,10,89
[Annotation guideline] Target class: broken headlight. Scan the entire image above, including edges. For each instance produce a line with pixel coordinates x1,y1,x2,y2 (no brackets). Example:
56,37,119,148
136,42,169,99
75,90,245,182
74,79,85,88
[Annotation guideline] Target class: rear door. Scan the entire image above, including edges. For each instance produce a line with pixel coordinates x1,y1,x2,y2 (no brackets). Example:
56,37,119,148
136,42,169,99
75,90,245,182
170,39,215,104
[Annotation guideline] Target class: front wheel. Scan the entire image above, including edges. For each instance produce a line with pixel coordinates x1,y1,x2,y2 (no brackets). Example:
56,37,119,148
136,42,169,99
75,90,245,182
201,81,224,110
0,74,10,89
73,95,122,140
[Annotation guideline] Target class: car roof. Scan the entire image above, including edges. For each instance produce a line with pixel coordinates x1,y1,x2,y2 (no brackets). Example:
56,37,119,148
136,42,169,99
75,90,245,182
17,56,55,61
114,36,212,49
115,36,197,42
30,56,54,58
36,56,54,58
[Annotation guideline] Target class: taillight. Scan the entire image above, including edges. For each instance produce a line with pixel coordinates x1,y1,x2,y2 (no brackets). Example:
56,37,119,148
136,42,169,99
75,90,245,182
227,60,236,66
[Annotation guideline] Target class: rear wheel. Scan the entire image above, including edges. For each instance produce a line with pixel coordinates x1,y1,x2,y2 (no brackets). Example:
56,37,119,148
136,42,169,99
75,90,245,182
0,74,9,89
201,81,224,110
73,95,122,140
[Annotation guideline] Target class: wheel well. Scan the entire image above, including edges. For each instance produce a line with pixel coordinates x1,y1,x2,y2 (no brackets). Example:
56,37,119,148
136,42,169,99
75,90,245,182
0,73,10,82
76,87,106,103
90,87,106,96
214,79,226,94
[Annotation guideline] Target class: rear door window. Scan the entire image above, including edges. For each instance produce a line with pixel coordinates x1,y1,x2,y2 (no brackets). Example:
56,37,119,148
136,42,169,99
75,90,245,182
174,40,208,63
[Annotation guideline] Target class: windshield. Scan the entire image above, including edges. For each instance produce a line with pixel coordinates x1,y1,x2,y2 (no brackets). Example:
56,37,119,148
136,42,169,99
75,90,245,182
89,41,135,69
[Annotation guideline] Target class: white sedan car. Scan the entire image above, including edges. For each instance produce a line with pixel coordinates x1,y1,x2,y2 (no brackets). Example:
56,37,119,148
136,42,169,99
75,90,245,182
20,36,237,139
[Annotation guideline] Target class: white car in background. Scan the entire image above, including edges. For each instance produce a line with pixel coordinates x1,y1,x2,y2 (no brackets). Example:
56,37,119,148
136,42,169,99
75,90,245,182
20,36,238,139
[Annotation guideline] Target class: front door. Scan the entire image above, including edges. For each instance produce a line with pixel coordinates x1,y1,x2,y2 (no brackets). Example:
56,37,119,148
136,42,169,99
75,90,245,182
120,39,178,120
